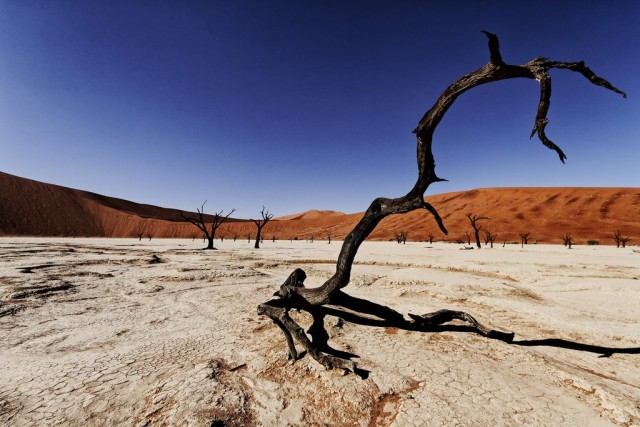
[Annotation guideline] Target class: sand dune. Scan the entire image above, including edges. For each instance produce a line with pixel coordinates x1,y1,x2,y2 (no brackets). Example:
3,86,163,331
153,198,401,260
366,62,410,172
1,171,638,244
275,210,346,221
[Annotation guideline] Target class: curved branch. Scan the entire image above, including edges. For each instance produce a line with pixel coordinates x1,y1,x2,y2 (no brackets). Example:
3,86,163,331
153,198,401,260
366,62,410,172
546,60,627,98
290,31,625,304
258,32,625,373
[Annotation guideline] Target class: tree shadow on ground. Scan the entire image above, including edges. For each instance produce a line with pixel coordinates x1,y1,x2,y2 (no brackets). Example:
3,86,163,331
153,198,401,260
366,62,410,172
318,302,640,364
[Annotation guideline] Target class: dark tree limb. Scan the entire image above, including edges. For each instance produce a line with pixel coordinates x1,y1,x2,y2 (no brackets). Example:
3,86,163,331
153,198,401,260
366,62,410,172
408,310,514,342
257,32,625,374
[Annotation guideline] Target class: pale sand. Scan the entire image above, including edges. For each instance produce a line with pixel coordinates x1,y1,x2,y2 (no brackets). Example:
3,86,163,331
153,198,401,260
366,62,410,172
1,238,639,426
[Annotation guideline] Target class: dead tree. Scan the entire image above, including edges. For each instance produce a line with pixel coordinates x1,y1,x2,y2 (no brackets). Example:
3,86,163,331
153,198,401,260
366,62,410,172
179,201,236,250
257,32,625,375
467,214,488,249
519,232,531,248
464,231,472,246
394,231,408,244
560,233,573,249
484,230,497,248
146,233,152,241
428,233,435,244
252,206,273,249
136,232,144,241
612,230,631,248
327,231,333,244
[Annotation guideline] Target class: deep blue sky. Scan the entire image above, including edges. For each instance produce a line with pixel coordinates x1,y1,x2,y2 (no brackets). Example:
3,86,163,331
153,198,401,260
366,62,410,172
1,1,638,217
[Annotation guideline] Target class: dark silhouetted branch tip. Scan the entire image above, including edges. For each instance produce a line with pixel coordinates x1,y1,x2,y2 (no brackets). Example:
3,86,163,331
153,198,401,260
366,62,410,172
481,30,503,64
422,202,448,235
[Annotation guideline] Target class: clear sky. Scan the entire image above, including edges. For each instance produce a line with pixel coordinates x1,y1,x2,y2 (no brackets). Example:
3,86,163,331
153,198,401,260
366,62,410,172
1,1,638,218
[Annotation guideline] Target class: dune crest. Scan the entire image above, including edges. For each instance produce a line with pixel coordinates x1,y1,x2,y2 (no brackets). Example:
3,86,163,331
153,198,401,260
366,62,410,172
0,172,638,244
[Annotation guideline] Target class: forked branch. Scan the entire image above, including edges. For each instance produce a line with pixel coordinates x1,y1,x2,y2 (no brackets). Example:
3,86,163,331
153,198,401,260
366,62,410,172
258,32,625,374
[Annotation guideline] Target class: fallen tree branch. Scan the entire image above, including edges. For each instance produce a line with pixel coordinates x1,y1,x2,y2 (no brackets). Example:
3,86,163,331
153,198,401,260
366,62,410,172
257,32,625,374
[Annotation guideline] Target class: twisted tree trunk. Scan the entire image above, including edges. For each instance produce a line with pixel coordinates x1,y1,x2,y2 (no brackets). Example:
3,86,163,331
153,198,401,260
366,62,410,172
257,32,625,375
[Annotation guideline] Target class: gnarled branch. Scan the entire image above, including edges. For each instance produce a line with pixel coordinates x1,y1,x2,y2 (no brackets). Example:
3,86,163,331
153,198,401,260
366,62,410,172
257,32,625,374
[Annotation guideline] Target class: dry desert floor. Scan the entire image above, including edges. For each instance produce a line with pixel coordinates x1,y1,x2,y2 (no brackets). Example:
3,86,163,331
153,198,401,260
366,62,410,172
1,238,639,426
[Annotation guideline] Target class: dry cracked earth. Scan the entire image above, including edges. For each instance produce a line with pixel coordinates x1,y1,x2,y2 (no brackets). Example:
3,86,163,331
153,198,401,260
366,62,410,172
1,238,639,426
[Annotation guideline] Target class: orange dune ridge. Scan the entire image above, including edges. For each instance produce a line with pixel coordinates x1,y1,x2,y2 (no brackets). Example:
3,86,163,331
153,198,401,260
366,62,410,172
0,171,638,244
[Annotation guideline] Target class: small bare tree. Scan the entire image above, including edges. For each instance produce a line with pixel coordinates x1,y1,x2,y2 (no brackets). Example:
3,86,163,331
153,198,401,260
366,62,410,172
560,233,573,249
394,231,408,244
519,232,531,248
146,233,152,241
428,233,435,244
136,231,144,241
612,230,631,248
467,214,488,249
179,201,236,250
252,207,273,249
464,231,471,246
484,230,497,248
327,230,333,244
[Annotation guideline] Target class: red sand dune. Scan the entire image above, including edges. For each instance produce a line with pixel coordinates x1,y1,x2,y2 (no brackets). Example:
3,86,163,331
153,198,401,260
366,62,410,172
275,210,346,221
1,171,638,244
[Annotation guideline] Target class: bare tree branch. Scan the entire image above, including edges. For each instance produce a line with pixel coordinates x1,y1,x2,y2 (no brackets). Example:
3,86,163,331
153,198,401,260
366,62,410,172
258,32,625,374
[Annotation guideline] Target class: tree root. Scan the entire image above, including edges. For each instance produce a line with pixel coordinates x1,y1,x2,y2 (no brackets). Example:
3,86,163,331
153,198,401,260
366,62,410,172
258,278,514,376
257,301,357,373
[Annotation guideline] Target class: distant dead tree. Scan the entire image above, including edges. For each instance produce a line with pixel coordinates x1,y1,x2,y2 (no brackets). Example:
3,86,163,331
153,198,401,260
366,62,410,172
136,231,144,241
560,233,573,249
272,235,276,242
247,233,251,243
394,231,408,244
146,233,152,241
612,230,631,248
467,214,488,249
308,233,315,243
428,233,435,244
256,32,625,375
483,230,497,248
179,201,236,250
252,206,273,249
464,231,471,246
519,232,531,248
327,230,333,244
232,233,238,242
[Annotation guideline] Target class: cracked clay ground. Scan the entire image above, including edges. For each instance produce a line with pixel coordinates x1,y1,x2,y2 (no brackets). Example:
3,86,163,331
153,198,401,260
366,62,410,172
1,238,639,426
